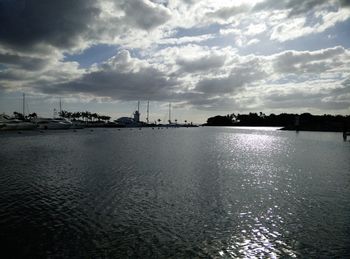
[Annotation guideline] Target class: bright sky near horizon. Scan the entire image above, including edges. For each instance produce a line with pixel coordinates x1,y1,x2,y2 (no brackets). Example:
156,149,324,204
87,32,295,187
0,0,350,123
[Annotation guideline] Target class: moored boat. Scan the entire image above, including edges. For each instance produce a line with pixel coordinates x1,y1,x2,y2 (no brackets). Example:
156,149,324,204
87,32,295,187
35,117,72,130
0,114,37,130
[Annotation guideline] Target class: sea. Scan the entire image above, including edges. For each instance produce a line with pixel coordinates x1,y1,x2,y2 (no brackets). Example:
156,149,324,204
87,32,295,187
0,127,349,258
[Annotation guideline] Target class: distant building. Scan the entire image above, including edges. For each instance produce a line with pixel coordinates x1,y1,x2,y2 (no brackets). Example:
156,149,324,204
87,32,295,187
114,104,142,127
133,110,140,123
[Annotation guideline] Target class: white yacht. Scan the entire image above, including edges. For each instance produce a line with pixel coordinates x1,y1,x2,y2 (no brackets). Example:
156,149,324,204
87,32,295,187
0,114,37,130
35,117,72,130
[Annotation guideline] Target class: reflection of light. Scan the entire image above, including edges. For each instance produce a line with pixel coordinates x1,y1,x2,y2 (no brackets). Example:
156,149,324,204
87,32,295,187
218,210,297,258
230,127,282,131
235,133,281,155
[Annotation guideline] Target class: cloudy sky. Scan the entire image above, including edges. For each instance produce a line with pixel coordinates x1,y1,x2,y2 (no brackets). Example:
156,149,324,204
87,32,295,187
0,0,350,122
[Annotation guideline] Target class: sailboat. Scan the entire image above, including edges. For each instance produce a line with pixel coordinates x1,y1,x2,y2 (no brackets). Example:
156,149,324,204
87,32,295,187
34,99,72,130
167,102,178,127
0,94,37,130
0,114,37,130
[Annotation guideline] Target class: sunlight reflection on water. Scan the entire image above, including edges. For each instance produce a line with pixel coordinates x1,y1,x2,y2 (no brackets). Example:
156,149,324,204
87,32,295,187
214,130,300,257
0,127,349,258
221,210,298,258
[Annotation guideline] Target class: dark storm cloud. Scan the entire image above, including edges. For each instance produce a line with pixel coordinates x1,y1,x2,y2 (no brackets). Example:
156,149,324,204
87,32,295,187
0,0,99,51
0,69,25,81
0,52,48,70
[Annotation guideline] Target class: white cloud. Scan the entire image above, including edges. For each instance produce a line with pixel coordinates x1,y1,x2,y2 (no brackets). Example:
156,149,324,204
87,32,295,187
159,34,215,45
245,23,267,36
270,6,350,42
247,39,260,45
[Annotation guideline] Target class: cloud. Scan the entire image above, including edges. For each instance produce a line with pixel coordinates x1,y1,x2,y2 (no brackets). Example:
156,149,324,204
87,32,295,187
247,39,260,45
0,0,173,55
0,0,99,52
159,34,214,45
269,8,350,42
118,0,171,30
339,0,350,6
245,23,267,36
264,88,350,110
253,0,329,16
195,58,267,95
206,5,249,20
177,54,226,73
39,50,178,101
0,52,48,71
273,46,347,74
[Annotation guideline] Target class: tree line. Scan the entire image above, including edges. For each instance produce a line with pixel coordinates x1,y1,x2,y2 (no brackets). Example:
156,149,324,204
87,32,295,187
205,112,350,132
58,110,111,122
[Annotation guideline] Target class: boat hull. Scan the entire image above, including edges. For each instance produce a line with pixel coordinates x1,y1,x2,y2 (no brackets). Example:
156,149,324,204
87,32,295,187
0,122,37,131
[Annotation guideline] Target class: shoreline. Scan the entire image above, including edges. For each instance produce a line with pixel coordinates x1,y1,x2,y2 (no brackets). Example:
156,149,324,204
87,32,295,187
203,125,347,133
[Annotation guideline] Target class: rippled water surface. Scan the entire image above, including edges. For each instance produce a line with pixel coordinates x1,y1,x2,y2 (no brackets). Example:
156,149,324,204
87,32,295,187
0,127,349,258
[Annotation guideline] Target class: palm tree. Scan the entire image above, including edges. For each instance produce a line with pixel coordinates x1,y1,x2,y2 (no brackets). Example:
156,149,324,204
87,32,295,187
67,111,72,119
27,112,37,121
59,110,68,118
92,113,98,122
81,111,88,122
76,112,82,121
71,112,77,121
87,112,93,122
13,111,24,120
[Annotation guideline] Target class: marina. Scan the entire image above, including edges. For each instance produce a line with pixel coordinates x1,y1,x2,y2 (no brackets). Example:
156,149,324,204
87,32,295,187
1,1,350,257
1,97,197,131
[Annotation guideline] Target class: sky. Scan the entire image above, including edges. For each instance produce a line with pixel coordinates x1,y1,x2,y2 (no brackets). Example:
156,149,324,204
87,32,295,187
0,0,350,123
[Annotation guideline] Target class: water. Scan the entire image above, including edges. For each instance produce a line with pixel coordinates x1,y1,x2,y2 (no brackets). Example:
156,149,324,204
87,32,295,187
0,127,349,258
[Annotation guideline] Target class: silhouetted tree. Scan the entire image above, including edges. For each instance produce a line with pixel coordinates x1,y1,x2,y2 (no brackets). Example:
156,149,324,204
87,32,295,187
27,112,37,120
205,112,350,131
13,112,24,120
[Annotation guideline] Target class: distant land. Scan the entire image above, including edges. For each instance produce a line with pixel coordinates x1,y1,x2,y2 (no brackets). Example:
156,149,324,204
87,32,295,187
204,113,350,132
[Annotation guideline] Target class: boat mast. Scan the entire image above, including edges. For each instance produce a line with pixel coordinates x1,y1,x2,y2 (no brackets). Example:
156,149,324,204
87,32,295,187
59,97,62,114
168,102,171,124
22,93,25,117
146,101,149,124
